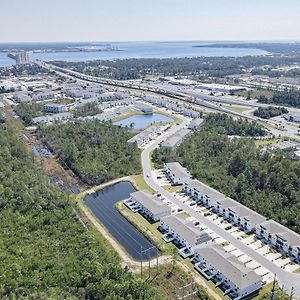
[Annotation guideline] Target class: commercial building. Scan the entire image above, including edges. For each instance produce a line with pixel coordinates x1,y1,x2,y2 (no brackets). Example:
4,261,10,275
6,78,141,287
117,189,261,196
194,244,261,300
15,52,30,65
256,220,300,261
129,190,171,222
160,128,192,149
164,162,191,185
160,215,211,258
196,83,247,94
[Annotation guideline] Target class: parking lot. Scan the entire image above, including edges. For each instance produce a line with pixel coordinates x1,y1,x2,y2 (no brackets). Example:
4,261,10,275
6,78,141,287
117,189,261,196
157,188,299,284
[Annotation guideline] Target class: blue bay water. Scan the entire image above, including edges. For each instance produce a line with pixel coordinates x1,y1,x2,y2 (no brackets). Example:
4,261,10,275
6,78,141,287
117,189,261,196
0,41,268,67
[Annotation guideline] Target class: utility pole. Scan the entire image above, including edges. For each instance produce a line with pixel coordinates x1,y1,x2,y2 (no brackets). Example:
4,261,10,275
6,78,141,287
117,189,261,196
148,251,151,279
140,246,143,279
290,287,294,300
172,247,177,272
271,274,276,300
156,246,159,275
140,245,158,280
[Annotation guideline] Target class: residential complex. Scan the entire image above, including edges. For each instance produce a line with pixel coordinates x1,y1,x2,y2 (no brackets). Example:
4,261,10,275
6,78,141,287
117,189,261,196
164,162,190,185
160,214,211,258
160,128,191,149
194,243,261,300
129,190,171,222
183,172,300,262
256,220,300,261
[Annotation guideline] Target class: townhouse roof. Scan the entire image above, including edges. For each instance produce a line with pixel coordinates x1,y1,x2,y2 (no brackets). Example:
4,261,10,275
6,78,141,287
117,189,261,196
195,244,261,290
130,190,171,215
161,128,191,148
165,162,190,180
259,220,300,247
187,179,226,200
161,215,211,246
188,118,204,128
44,103,66,108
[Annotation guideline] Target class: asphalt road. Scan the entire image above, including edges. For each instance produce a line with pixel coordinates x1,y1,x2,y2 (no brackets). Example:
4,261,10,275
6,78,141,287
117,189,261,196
141,120,300,298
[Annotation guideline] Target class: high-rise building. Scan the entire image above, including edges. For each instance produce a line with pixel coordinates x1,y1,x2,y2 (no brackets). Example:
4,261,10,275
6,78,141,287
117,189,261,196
15,52,30,65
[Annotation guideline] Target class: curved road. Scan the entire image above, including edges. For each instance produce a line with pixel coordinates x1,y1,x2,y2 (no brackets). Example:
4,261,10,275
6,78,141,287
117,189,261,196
141,119,300,298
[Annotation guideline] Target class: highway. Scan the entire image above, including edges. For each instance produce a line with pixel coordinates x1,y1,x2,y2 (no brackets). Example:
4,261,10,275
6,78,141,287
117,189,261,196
141,119,300,298
37,61,300,138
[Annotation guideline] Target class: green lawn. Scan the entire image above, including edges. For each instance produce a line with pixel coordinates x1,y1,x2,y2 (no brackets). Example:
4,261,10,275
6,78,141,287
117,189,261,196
223,104,251,113
163,185,183,193
131,174,155,193
116,202,175,254
236,89,275,100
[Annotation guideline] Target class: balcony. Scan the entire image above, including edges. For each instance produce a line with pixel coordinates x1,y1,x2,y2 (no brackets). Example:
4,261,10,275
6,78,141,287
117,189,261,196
163,232,175,243
179,247,194,258
194,263,215,280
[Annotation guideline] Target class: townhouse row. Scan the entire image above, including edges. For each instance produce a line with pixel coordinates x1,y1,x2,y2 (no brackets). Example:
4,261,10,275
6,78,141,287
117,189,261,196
126,188,261,299
127,125,167,147
144,96,200,118
163,161,300,262
183,178,300,261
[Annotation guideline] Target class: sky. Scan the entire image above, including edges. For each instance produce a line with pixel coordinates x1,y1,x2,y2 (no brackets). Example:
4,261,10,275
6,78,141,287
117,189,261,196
1,0,300,42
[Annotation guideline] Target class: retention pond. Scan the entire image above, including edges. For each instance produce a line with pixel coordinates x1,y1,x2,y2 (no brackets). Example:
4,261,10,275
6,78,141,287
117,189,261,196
113,113,173,129
84,181,158,260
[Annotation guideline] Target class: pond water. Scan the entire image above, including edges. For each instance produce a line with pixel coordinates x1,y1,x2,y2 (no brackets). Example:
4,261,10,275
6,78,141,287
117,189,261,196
113,113,173,129
84,181,158,260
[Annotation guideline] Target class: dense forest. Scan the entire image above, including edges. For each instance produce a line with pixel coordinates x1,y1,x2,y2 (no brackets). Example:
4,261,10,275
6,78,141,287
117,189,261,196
258,89,300,108
52,55,300,79
204,113,266,136
39,121,142,185
0,124,161,299
0,64,50,77
14,102,45,125
152,126,300,234
253,106,288,119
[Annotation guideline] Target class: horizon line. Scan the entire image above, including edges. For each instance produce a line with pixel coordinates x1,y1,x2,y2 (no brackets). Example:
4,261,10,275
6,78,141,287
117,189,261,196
0,39,300,45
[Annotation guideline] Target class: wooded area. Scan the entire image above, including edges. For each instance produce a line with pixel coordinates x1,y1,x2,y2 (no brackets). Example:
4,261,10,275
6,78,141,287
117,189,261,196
0,124,161,299
204,113,266,136
39,121,142,185
52,55,300,79
253,106,288,119
258,89,300,108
